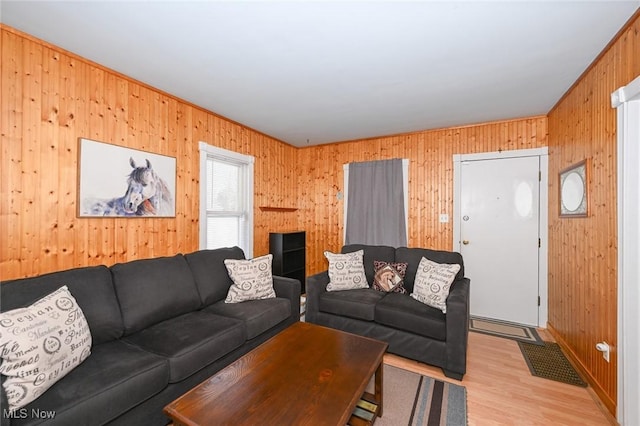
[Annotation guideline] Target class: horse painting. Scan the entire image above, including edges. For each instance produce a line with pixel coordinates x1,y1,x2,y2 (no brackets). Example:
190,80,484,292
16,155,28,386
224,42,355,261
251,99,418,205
85,157,174,216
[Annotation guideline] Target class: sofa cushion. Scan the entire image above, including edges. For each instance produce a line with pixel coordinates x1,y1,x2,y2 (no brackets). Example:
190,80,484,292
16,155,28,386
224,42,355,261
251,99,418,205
318,289,386,321
0,265,123,345
0,286,92,411
372,261,408,293
395,247,465,293
185,247,246,306
410,257,461,313
325,250,368,291
375,293,447,341
13,340,169,426
123,312,245,383
111,254,202,335
203,298,291,340
341,244,396,285
224,254,276,303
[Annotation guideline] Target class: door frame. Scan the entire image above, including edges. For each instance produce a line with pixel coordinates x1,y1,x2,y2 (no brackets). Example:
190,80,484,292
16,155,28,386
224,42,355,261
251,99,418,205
611,75,640,426
453,147,549,328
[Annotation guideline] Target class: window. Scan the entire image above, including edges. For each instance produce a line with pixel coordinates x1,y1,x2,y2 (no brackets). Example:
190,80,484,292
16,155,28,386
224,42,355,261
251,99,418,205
199,142,254,257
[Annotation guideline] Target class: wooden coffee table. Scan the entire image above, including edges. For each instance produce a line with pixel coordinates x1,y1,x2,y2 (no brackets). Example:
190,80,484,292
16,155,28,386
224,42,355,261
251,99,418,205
164,322,388,425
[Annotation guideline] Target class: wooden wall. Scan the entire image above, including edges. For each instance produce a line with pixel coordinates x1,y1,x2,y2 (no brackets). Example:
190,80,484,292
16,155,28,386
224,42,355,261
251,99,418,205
297,117,548,275
0,25,299,280
546,11,640,415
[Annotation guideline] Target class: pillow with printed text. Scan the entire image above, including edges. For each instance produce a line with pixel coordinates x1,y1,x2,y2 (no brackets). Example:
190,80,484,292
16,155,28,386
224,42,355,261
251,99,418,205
410,257,461,313
0,286,92,411
224,254,276,303
324,250,369,292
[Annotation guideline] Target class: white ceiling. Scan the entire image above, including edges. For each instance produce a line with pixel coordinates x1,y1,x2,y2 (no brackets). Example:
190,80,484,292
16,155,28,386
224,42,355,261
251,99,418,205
1,1,638,147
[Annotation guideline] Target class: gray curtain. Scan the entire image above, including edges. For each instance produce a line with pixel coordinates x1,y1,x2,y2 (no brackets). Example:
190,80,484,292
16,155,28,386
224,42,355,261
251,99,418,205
345,159,407,247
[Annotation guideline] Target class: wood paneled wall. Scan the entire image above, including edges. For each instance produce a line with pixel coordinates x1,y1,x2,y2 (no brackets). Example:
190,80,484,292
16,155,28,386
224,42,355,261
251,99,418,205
0,25,299,280
297,117,548,275
547,11,640,415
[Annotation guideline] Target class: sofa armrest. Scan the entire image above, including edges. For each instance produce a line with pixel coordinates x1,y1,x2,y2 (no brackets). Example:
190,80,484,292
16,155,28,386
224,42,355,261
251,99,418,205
305,271,329,324
272,275,301,321
444,277,470,379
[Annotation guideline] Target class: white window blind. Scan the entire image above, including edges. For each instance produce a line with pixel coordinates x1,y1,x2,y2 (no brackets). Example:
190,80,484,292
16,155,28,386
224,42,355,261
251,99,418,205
199,142,254,257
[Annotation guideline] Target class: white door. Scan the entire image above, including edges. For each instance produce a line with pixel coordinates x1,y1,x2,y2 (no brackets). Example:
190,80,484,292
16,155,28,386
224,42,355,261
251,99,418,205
460,156,540,326
613,76,640,426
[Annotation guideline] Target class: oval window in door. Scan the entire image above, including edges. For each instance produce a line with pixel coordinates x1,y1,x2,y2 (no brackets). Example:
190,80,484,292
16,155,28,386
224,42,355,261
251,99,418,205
514,181,533,218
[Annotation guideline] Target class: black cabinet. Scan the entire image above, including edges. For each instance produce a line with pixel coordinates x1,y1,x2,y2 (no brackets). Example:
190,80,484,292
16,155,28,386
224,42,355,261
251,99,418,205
270,231,306,293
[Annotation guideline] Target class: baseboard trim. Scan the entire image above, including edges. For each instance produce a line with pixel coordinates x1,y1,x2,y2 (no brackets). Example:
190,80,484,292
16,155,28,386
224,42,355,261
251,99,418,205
547,324,617,421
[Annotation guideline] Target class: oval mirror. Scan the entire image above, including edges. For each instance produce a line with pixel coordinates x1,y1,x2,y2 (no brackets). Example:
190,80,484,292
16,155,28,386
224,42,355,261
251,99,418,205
562,171,584,212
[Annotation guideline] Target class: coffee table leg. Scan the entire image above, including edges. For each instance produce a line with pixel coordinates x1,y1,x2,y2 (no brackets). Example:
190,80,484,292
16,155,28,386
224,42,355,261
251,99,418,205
375,361,383,417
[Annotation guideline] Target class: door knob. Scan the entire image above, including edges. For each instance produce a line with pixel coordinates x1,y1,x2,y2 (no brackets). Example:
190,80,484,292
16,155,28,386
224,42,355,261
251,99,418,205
462,240,470,245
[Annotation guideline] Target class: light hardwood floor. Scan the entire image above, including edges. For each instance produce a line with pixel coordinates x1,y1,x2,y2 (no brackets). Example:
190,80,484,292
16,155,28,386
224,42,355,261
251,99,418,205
384,330,617,425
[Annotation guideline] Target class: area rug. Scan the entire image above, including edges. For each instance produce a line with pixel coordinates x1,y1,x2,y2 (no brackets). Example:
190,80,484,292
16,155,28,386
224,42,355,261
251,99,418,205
469,316,543,345
357,365,467,426
518,341,587,387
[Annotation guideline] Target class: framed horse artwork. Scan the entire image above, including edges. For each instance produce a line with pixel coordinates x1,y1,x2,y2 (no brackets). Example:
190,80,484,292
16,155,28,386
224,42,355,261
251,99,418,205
78,139,176,217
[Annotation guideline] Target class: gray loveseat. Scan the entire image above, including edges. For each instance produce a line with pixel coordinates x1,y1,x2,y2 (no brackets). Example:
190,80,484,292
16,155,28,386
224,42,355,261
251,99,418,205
306,244,470,380
0,247,300,425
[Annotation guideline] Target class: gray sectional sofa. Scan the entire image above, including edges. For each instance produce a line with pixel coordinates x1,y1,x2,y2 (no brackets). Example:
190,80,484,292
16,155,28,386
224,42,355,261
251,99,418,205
0,247,301,426
306,244,470,380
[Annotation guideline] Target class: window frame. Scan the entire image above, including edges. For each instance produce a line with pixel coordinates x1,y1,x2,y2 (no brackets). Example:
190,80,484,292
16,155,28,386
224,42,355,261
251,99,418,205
199,141,254,257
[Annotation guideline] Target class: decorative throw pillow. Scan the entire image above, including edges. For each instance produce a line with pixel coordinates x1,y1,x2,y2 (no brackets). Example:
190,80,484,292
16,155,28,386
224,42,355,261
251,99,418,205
373,261,408,293
324,250,368,292
410,257,461,313
224,254,276,303
0,286,92,411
